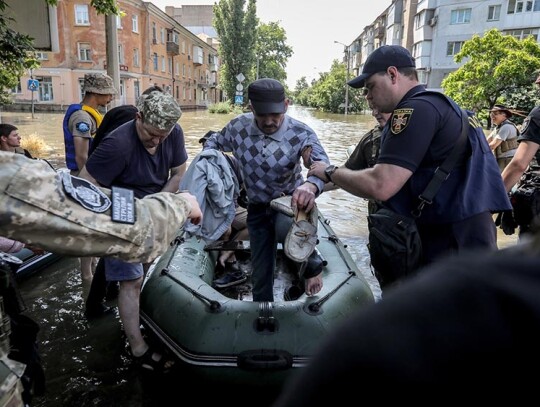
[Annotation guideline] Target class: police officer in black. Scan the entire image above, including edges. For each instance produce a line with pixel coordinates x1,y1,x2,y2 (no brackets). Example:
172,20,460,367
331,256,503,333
501,70,540,235
308,45,511,288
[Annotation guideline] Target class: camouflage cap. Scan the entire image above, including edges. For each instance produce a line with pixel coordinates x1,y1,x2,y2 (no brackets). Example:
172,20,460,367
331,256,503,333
83,73,117,95
137,91,182,131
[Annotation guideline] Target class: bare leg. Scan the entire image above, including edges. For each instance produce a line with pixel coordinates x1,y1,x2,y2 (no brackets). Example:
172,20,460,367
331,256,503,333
80,257,95,282
119,277,173,368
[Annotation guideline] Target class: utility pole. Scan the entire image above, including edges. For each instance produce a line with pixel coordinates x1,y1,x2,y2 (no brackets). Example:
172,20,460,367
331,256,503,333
105,14,120,107
334,40,350,115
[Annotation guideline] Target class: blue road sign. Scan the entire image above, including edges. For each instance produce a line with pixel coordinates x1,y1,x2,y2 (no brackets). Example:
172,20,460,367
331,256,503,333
27,79,39,91
234,95,243,104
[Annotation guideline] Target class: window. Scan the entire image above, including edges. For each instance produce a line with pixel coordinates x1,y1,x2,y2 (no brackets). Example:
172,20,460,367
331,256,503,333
132,15,138,33
75,4,90,25
161,56,166,72
412,43,421,59
35,52,48,60
153,53,158,71
182,41,186,54
134,81,140,100
447,41,464,56
118,44,124,64
11,82,22,94
161,28,165,44
78,42,91,61
182,64,186,77
152,22,157,44
175,62,179,76
504,28,539,41
168,57,172,73
133,48,140,67
450,8,471,24
116,14,122,29
37,77,53,101
488,5,501,20
508,0,540,13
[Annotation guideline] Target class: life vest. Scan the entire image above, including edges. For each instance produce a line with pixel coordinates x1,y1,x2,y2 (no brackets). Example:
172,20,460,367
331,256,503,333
494,119,519,158
63,104,102,171
389,90,511,223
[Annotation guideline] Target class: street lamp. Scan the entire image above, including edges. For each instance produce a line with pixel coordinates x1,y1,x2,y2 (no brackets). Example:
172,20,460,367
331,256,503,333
334,40,350,115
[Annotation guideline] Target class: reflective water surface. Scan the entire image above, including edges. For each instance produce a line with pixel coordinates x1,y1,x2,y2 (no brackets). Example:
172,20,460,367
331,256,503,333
3,106,516,406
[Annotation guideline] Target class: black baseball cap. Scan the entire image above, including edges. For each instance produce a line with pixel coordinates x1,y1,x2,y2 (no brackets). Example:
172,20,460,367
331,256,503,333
348,45,416,89
248,78,286,114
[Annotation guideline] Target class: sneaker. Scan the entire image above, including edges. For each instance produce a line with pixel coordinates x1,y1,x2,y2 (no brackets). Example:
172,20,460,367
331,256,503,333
213,271,247,288
284,206,318,263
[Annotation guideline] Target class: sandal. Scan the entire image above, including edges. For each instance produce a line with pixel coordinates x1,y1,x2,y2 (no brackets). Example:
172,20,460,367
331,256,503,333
132,347,174,374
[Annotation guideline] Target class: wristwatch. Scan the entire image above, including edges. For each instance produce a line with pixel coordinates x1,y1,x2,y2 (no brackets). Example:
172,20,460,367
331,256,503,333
324,165,339,183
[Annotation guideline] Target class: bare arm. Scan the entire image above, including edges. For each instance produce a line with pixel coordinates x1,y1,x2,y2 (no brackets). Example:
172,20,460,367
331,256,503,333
73,137,90,172
501,141,540,191
308,161,412,202
161,163,187,193
78,165,99,185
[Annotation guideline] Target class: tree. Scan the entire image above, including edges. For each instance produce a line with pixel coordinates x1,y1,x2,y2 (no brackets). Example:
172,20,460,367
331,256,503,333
294,60,367,113
214,0,257,102
442,29,540,126
0,0,119,105
253,22,292,84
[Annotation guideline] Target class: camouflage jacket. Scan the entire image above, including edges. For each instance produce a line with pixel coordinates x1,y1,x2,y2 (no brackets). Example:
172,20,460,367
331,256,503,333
0,152,192,263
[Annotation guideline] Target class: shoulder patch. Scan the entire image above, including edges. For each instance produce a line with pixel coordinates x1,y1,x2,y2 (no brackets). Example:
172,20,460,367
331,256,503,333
391,109,414,134
521,116,530,134
75,122,90,133
61,171,111,213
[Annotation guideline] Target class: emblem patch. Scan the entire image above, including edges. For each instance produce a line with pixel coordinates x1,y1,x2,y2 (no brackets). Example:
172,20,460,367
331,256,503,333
76,122,90,133
521,116,530,134
391,109,414,134
61,171,111,213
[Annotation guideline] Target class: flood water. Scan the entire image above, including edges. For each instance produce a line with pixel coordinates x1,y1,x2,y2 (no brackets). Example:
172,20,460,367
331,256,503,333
2,106,516,406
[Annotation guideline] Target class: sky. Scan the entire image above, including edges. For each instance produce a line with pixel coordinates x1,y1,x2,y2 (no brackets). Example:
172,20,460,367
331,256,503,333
149,0,384,89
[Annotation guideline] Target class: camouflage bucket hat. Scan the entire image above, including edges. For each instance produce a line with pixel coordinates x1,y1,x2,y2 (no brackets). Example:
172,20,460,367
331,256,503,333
137,91,182,131
83,73,117,95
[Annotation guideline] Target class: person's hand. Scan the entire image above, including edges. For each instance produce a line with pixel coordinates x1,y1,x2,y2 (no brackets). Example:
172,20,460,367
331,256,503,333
178,192,203,225
495,210,517,236
307,161,329,182
301,145,313,169
292,182,317,213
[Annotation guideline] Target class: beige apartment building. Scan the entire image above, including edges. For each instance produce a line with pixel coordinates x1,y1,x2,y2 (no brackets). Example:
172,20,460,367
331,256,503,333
9,0,222,111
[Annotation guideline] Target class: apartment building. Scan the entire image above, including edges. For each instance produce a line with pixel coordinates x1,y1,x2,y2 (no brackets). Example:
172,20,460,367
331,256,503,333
9,0,222,111
346,0,540,90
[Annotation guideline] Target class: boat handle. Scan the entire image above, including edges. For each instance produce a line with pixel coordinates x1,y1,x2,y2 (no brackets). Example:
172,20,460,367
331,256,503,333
237,350,293,370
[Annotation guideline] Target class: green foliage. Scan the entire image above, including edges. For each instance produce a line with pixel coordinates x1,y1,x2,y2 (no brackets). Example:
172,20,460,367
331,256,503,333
442,29,540,127
0,0,40,105
214,0,258,102
253,22,293,84
292,60,367,113
208,101,243,114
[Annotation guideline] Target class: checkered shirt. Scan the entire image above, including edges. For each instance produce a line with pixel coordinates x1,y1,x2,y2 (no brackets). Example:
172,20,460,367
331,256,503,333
204,113,328,204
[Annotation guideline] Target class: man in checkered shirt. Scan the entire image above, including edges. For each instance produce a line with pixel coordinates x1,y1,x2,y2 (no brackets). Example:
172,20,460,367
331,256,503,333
203,78,330,302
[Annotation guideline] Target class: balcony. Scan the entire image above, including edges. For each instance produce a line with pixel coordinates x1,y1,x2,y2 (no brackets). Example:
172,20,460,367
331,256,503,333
167,41,179,56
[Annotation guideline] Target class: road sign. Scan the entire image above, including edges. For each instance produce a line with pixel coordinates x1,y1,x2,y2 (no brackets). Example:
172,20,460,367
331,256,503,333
236,73,245,83
27,79,39,91
234,95,243,104
236,83,243,91
235,91,243,96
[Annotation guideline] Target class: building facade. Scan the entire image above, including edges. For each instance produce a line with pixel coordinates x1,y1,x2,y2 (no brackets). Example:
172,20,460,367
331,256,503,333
9,0,222,111
345,0,540,90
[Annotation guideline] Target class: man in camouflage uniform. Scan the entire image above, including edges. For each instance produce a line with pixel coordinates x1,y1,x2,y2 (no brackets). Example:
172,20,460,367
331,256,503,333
78,91,187,371
0,151,202,263
63,72,117,282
